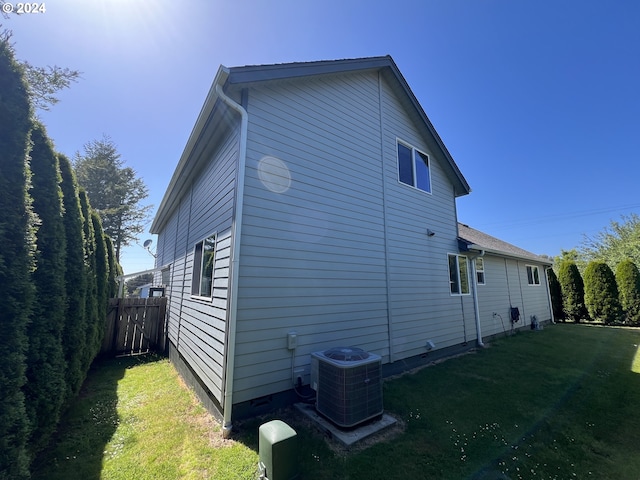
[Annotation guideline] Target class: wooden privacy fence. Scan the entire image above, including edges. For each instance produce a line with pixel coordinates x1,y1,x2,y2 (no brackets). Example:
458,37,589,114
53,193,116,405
102,297,168,356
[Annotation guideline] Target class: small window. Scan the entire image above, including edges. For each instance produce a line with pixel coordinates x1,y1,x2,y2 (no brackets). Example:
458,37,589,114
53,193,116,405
476,257,485,285
526,265,540,286
161,266,171,286
192,235,216,297
448,254,470,295
397,141,431,193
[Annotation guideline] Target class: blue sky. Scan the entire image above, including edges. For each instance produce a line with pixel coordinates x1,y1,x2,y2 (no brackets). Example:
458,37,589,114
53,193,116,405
6,0,640,274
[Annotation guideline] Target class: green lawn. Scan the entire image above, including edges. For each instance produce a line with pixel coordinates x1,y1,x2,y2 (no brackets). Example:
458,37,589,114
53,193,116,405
34,324,640,479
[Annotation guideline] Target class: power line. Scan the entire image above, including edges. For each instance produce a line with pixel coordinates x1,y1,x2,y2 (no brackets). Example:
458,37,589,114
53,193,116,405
472,203,640,231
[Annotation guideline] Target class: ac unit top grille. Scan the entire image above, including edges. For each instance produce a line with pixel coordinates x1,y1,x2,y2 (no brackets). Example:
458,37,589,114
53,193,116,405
323,346,370,362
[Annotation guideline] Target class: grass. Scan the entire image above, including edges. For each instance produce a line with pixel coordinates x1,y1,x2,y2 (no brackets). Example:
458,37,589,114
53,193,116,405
34,324,640,479
31,354,258,480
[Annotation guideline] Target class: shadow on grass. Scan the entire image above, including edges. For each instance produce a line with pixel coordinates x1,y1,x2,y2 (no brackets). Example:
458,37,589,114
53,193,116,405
31,354,164,480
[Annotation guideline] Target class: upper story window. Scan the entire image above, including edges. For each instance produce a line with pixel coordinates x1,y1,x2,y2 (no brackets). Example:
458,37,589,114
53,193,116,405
526,265,540,286
449,254,470,295
397,141,431,193
476,257,485,285
192,234,216,298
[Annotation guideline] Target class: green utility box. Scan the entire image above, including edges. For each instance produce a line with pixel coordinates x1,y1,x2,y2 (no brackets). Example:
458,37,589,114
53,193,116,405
258,420,298,480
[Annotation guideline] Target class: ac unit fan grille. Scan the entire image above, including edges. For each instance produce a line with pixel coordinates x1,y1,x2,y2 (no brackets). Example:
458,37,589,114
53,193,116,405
312,349,383,428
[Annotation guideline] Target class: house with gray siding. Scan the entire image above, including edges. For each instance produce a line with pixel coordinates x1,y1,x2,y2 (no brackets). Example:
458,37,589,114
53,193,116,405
149,56,553,436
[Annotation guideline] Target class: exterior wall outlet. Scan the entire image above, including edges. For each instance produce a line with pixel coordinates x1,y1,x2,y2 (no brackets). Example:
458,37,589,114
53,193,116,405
287,332,297,350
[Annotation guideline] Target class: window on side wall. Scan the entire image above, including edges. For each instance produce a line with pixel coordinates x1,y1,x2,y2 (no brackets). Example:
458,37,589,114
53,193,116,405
161,266,171,286
192,234,216,297
397,141,431,193
476,257,485,285
448,254,470,295
526,265,540,286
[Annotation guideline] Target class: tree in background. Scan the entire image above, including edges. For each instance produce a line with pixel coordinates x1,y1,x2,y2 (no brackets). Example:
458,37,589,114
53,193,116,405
73,136,152,260
126,272,154,296
557,261,588,322
615,259,640,325
0,32,35,479
547,267,564,322
579,214,640,269
22,61,81,111
0,26,80,111
23,122,68,455
58,154,88,398
583,261,622,325
554,248,587,274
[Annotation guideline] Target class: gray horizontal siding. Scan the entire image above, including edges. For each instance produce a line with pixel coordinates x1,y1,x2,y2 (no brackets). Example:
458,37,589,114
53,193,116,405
232,71,390,404
154,119,239,405
380,74,472,359
477,256,552,338
230,70,474,404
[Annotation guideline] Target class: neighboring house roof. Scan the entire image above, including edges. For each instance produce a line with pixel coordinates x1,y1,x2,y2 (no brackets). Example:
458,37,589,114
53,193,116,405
150,56,471,234
457,223,553,265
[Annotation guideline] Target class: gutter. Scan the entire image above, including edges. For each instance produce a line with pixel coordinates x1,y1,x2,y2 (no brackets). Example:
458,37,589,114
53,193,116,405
464,243,552,267
214,78,248,439
467,250,486,348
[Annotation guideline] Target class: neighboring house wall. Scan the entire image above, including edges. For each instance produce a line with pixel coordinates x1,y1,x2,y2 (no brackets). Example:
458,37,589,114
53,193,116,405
477,255,552,338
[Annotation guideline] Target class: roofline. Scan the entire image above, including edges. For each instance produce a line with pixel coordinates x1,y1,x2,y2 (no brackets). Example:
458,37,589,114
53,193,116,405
226,56,394,84
225,56,470,196
150,66,230,233
461,241,553,266
151,56,472,232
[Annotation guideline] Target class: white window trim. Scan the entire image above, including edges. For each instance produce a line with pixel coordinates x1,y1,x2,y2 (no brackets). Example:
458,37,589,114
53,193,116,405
396,139,432,194
448,253,471,296
526,265,541,286
191,232,217,300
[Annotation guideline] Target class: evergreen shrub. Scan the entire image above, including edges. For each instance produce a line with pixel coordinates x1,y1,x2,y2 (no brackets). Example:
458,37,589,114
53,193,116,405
583,261,622,324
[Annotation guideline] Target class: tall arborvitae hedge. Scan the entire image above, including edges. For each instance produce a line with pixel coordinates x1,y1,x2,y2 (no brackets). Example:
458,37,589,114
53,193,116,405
0,35,35,480
79,190,99,372
58,154,88,397
615,259,640,325
105,235,121,299
24,122,68,455
547,267,564,322
557,261,588,322
91,212,109,358
583,261,622,324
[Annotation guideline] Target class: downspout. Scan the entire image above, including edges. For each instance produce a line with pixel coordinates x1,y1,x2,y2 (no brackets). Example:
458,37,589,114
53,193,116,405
544,266,556,324
470,251,485,348
377,71,395,362
215,81,248,439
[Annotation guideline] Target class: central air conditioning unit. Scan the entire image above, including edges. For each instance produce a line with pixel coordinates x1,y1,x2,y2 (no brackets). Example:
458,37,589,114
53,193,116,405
310,347,383,428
